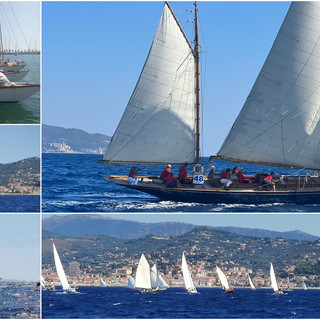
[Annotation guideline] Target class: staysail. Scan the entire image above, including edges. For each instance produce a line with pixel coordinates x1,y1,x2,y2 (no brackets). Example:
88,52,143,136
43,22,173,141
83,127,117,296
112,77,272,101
216,266,230,290
134,254,152,290
127,275,135,289
181,252,197,293
151,264,159,289
103,2,196,165
216,2,320,170
270,263,279,292
100,277,107,287
53,242,70,291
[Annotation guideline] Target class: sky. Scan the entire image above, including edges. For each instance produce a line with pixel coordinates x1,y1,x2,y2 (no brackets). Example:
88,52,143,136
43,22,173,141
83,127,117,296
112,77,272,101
43,213,320,238
42,1,291,156
0,125,40,163
0,1,40,51
0,214,40,280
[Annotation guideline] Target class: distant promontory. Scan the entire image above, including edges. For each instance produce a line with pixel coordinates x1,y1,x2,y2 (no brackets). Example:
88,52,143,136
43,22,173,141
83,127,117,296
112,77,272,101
42,124,111,154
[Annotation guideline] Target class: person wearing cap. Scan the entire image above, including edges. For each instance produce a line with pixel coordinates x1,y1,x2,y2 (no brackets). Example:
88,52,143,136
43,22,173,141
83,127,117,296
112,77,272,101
160,164,171,182
263,172,275,191
127,166,138,185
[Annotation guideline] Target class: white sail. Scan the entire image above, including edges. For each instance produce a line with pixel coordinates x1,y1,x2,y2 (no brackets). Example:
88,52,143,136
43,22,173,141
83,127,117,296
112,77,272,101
217,2,320,170
53,242,70,291
270,263,279,292
40,276,45,288
100,277,107,287
302,282,307,290
181,252,197,293
151,264,169,289
103,2,196,164
127,276,135,289
134,254,152,290
248,274,256,290
158,274,169,289
216,266,230,290
151,264,159,289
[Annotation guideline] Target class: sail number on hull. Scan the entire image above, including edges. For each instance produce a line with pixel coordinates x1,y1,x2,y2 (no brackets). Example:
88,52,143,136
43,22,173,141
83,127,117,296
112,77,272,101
193,173,204,184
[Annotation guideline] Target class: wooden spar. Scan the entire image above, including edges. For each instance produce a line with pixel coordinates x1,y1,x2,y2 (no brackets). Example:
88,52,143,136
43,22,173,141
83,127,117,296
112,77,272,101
210,155,319,172
99,160,185,165
194,1,201,166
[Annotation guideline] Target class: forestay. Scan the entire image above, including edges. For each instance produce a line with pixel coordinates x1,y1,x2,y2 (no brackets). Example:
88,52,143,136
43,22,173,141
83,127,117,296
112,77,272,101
217,2,320,170
103,2,196,164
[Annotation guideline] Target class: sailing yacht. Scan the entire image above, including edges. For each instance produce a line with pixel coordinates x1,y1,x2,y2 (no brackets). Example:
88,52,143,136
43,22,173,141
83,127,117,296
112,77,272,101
101,2,320,205
100,277,107,287
248,274,256,290
181,252,198,294
134,253,158,293
270,263,284,295
216,266,234,293
52,242,77,293
151,264,169,290
127,275,135,289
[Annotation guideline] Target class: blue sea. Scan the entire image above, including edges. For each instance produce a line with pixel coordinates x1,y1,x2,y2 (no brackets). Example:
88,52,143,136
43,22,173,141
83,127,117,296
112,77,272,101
42,154,320,213
0,195,40,212
0,281,40,319
42,287,320,319
0,54,40,124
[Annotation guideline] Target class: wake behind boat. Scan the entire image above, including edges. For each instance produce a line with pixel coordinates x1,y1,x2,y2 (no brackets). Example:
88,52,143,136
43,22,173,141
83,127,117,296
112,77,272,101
101,2,320,205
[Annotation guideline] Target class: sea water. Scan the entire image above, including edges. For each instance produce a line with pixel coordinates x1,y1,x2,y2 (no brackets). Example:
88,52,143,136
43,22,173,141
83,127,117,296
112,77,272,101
0,54,40,124
42,154,320,213
0,281,40,319
0,195,40,213
42,287,320,319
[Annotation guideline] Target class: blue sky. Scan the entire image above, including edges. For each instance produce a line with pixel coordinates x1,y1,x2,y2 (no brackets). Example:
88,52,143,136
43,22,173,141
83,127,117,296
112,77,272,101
0,214,40,280
43,213,320,237
0,125,40,164
42,1,290,156
0,2,40,50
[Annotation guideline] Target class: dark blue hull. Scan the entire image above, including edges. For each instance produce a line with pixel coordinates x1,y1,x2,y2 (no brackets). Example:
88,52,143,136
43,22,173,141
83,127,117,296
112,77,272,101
124,184,320,205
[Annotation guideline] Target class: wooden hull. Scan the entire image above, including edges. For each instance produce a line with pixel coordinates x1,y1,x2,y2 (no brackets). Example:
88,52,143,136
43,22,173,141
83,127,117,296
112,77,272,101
105,176,320,205
0,83,40,102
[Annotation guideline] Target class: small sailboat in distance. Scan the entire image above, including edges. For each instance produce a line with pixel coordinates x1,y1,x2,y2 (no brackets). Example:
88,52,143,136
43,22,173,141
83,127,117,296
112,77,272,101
134,253,158,293
151,264,169,290
302,282,307,290
181,252,198,294
270,263,284,295
127,275,135,289
52,242,76,293
216,266,234,293
248,274,256,290
100,277,107,287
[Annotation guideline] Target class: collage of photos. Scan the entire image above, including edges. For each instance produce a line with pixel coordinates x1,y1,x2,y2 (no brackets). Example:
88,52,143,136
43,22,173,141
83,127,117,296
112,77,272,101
1,1,320,319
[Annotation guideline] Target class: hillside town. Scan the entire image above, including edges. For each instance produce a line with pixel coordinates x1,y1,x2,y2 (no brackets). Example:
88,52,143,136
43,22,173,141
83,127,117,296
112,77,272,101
42,257,312,290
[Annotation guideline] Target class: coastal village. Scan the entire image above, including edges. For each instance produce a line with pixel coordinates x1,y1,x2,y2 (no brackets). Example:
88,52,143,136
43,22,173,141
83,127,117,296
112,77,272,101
42,257,313,290
0,157,40,195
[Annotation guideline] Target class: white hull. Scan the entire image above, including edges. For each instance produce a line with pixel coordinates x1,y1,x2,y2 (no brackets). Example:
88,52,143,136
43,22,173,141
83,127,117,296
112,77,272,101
0,83,39,102
4,70,29,82
0,64,25,72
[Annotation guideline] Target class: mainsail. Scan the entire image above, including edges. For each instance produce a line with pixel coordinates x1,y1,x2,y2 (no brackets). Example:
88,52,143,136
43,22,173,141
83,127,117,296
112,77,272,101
216,266,230,290
53,242,70,291
270,263,279,292
103,2,196,165
216,2,320,170
134,254,152,290
181,252,197,293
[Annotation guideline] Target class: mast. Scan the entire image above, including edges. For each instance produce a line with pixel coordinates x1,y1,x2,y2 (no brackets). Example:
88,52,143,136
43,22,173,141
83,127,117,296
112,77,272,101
194,1,201,165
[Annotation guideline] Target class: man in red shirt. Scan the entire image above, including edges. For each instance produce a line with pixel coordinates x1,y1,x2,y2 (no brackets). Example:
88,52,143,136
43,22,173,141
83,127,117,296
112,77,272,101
220,168,232,189
263,172,275,191
178,163,191,184
166,172,178,188
160,164,171,182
